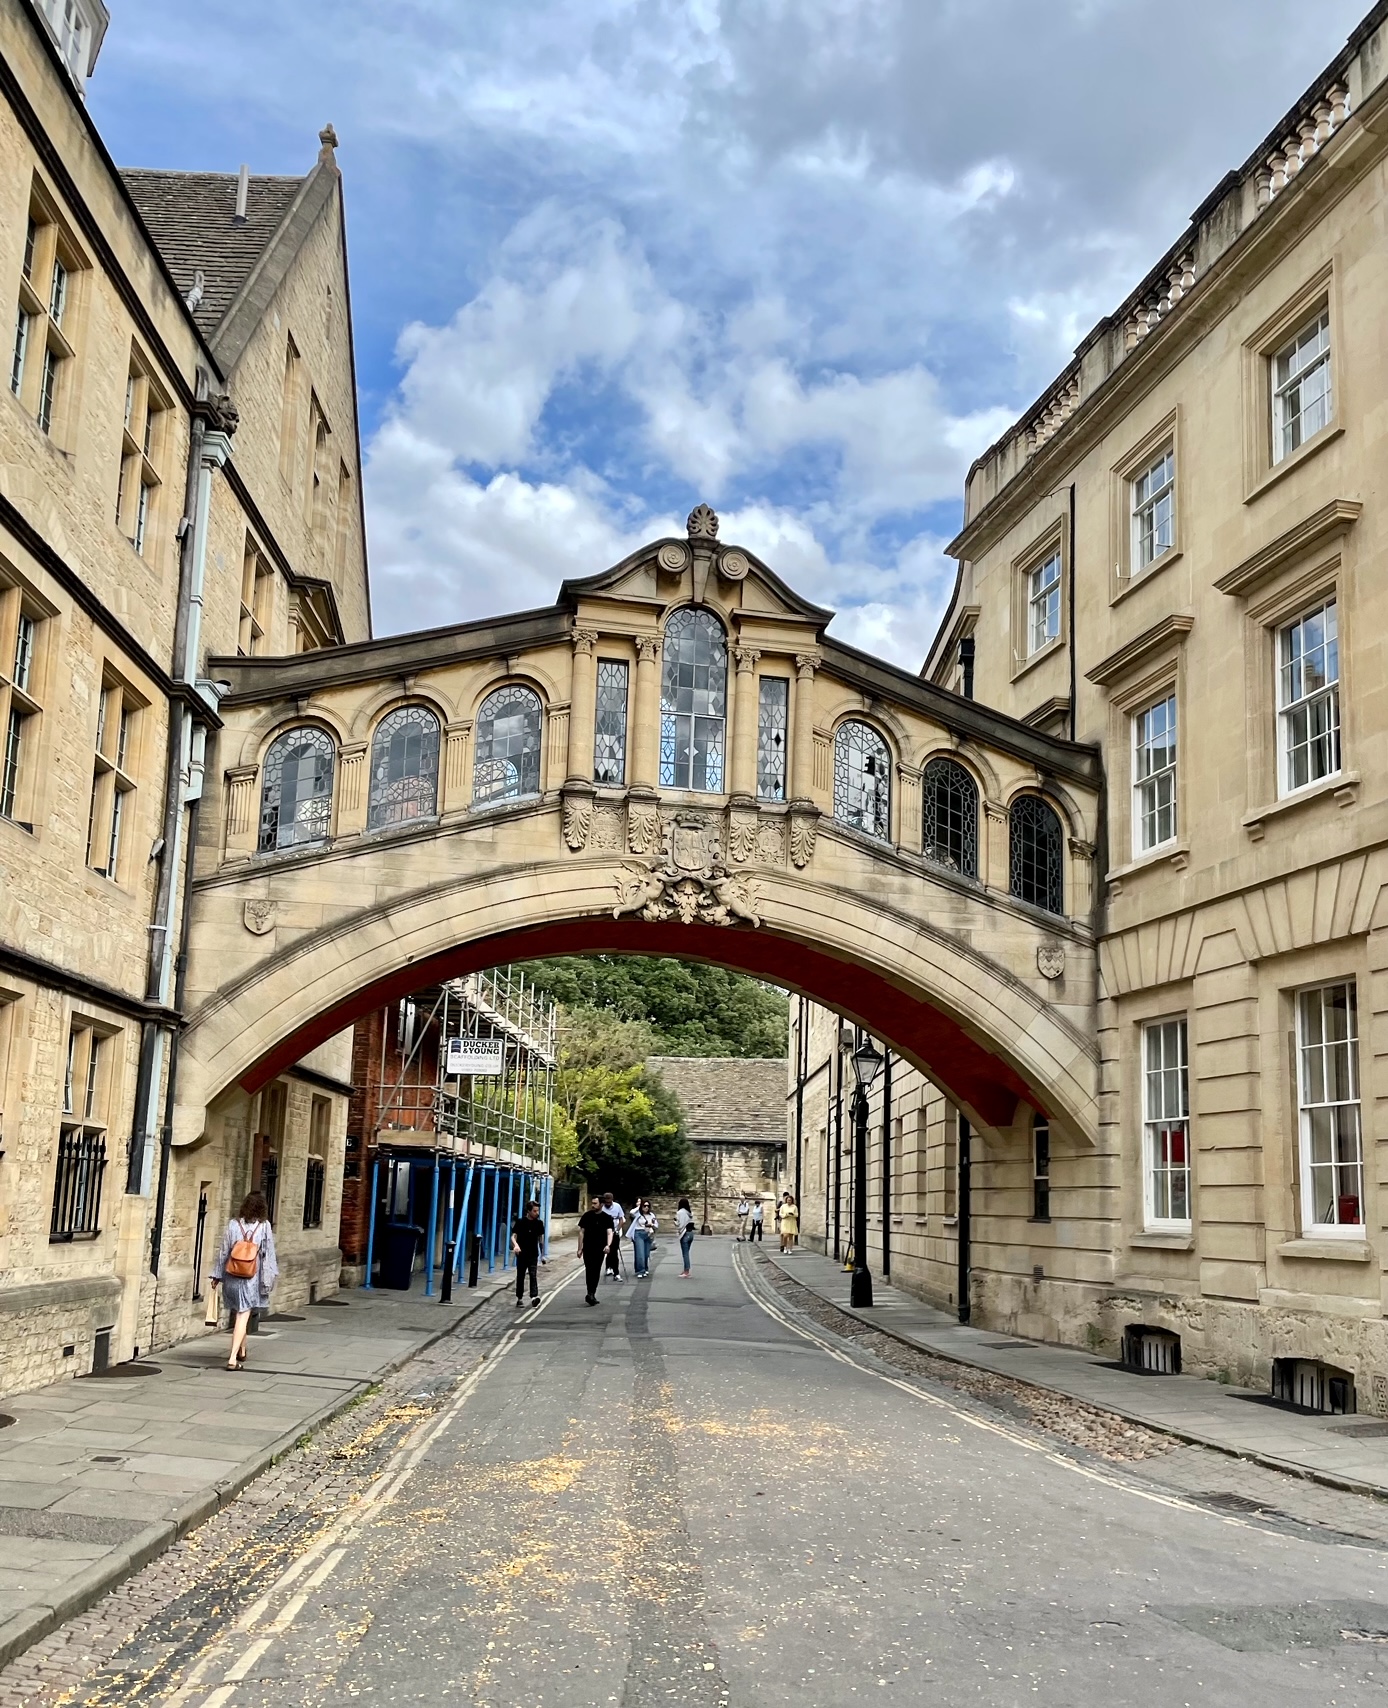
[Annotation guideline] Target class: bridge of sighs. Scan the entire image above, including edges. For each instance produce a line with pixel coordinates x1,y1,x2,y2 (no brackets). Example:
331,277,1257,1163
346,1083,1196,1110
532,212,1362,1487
179,505,1103,1156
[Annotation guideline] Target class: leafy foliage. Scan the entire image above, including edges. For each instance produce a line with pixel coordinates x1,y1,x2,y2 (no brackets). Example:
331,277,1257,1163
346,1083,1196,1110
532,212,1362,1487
552,1007,694,1200
523,955,789,1057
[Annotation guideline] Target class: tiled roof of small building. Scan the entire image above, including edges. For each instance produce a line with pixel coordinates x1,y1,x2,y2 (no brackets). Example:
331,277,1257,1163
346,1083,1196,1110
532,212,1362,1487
647,1057,787,1146
119,168,305,339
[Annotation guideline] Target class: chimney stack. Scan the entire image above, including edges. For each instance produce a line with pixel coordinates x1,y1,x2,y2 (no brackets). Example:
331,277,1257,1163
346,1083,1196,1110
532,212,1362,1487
233,164,249,224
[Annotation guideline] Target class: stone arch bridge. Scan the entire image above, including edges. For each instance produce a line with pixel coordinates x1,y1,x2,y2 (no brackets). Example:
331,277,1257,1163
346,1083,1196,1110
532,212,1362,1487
183,508,1103,1152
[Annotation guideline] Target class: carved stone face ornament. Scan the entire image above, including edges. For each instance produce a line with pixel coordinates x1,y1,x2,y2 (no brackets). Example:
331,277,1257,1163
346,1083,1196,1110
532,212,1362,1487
613,859,762,928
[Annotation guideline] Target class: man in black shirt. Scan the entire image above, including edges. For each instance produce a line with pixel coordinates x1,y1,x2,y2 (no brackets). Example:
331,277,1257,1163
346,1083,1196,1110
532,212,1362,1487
577,1196,613,1306
511,1200,545,1308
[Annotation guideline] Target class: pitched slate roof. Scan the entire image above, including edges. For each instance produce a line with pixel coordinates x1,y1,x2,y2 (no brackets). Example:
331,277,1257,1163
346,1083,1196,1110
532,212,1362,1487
647,1058,788,1147
118,169,306,341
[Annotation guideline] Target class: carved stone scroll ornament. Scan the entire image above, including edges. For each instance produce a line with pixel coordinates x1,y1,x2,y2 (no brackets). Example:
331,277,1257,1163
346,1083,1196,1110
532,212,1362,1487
612,860,762,928
243,899,278,936
562,793,593,851
788,810,819,869
657,541,691,574
687,504,719,540
627,799,660,854
727,812,758,864
719,549,750,581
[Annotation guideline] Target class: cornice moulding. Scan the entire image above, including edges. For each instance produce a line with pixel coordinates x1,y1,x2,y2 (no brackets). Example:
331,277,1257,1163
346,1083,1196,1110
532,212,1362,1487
1085,614,1194,687
1213,499,1362,597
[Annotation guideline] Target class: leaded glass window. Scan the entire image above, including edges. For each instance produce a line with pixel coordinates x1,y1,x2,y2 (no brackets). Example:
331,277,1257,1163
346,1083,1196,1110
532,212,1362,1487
833,720,891,840
757,676,788,801
473,684,543,804
594,659,628,786
258,726,335,853
660,609,726,791
922,757,977,877
1008,795,1063,915
367,704,440,830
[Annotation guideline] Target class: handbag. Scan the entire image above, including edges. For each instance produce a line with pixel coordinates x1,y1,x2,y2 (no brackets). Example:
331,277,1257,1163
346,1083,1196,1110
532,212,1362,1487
223,1221,262,1281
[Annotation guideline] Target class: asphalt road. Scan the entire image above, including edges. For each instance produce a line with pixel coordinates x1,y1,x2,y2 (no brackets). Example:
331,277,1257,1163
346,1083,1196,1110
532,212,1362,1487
168,1239,1388,1707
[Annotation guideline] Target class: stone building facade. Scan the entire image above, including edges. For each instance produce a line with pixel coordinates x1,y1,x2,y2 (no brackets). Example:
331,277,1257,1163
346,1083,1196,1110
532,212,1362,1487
0,0,368,1394
648,1056,785,1233
796,4,1388,1412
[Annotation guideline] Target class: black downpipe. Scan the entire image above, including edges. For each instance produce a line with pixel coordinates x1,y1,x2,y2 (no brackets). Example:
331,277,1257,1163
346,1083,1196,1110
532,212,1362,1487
831,1046,842,1261
880,1048,891,1278
1067,483,1077,741
957,1116,972,1324
959,634,975,701
793,996,805,1205
149,789,201,1278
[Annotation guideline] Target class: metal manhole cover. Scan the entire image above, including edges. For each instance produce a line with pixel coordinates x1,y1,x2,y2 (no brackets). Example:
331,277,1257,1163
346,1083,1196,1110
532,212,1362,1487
1327,1421,1388,1437
982,1340,1034,1350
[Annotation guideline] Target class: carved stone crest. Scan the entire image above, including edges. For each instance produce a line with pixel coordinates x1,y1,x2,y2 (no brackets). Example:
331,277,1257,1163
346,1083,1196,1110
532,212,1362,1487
243,899,277,936
668,811,719,873
591,806,623,851
562,794,592,851
613,860,762,928
756,819,786,864
1036,944,1066,981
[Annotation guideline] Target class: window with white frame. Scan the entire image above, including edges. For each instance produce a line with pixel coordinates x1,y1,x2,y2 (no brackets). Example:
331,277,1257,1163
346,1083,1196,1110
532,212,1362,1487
0,576,44,826
1142,1018,1190,1228
1272,310,1331,464
1277,598,1339,795
86,679,139,881
1131,446,1174,571
1296,981,1362,1234
1027,551,1061,655
1132,693,1177,853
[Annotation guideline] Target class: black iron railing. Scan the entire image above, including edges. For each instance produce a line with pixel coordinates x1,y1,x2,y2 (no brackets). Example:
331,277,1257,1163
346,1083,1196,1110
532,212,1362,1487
191,1187,209,1299
303,1156,325,1229
260,1152,279,1223
50,1131,107,1242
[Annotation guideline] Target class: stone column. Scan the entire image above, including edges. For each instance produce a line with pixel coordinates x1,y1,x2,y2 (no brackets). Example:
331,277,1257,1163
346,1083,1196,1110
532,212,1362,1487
336,741,368,837
790,652,820,803
730,646,760,800
568,628,598,784
224,764,259,862
631,635,661,789
983,799,1009,892
441,719,473,818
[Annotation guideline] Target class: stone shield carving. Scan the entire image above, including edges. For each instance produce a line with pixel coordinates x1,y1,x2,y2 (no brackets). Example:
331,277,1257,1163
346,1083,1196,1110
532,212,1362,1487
1036,944,1066,980
243,899,277,936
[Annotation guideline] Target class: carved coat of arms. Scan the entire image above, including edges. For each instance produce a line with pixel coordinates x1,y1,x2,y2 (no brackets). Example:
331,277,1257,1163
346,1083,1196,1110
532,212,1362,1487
243,899,278,936
613,860,762,928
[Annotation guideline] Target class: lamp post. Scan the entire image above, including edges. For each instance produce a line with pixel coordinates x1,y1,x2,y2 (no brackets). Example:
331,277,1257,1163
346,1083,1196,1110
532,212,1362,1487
850,1033,883,1307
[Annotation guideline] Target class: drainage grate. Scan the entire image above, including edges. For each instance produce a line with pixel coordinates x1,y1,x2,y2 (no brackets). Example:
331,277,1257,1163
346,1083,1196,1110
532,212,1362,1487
81,1361,161,1379
982,1340,1034,1350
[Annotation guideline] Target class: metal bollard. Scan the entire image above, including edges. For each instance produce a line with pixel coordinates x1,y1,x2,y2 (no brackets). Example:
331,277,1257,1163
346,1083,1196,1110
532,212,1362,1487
442,1240,455,1303
468,1233,481,1289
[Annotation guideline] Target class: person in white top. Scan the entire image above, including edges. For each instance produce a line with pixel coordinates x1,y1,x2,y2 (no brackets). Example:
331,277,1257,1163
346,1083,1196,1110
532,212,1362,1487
600,1192,626,1280
747,1197,765,1243
630,1200,658,1278
675,1198,696,1275
735,1196,750,1240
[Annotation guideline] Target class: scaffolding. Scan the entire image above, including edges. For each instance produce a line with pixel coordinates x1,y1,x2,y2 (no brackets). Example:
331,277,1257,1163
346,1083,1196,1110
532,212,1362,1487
364,966,559,1296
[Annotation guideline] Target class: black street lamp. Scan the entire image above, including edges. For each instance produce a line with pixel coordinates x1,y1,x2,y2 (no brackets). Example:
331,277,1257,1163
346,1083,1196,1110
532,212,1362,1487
850,1033,883,1307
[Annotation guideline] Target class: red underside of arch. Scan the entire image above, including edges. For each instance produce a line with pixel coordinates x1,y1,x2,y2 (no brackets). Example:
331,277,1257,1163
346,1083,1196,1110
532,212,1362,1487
242,917,1035,1126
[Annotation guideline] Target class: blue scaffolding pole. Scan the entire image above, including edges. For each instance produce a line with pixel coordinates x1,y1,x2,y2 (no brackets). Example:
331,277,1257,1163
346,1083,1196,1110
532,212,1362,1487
540,1175,552,1258
453,1163,475,1278
487,1166,500,1273
423,1151,441,1297
362,1155,381,1290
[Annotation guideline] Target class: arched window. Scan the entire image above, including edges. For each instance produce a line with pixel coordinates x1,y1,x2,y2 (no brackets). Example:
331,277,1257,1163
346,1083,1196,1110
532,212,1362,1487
922,757,978,878
833,720,891,840
367,704,440,830
660,608,727,791
1009,795,1063,914
473,685,542,804
258,726,334,853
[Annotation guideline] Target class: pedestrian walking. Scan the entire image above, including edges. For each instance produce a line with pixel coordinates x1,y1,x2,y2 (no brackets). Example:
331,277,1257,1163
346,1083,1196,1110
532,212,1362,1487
779,1193,799,1253
601,1191,626,1280
511,1199,545,1307
675,1197,695,1276
735,1196,750,1241
630,1200,658,1277
578,1196,614,1305
747,1197,765,1242
210,1192,278,1370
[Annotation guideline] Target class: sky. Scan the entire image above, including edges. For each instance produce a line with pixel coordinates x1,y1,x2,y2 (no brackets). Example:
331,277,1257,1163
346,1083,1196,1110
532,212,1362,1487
90,0,1367,668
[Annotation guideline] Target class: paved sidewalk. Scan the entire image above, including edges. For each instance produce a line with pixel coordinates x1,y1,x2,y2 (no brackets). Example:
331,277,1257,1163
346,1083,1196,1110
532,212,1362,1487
0,1266,525,1668
764,1247,1388,1499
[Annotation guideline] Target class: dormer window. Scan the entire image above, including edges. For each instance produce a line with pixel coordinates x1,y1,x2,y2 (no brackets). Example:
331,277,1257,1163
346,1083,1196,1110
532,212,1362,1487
38,0,109,88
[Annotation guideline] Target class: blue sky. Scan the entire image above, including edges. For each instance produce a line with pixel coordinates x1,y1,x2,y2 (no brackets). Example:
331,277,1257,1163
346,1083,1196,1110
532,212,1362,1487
91,1,1367,666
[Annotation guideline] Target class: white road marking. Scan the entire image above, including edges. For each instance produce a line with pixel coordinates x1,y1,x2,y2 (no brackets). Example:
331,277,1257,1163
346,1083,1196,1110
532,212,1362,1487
190,1266,581,1703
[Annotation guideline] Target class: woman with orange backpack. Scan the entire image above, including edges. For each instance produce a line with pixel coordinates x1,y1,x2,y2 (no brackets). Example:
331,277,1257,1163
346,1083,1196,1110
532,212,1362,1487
210,1191,279,1370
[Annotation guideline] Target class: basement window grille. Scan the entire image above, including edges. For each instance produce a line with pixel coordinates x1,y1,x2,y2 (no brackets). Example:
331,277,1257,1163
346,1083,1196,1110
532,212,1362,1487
50,1131,107,1242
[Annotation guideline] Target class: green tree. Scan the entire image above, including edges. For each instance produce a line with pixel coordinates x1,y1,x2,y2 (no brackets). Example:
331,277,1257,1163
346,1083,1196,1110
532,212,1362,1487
524,955,788,1057
552,1005,694,1199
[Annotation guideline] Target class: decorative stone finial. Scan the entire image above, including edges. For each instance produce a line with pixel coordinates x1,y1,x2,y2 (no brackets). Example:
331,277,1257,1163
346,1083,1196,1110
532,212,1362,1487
687,503,719,540
319,123,339,161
